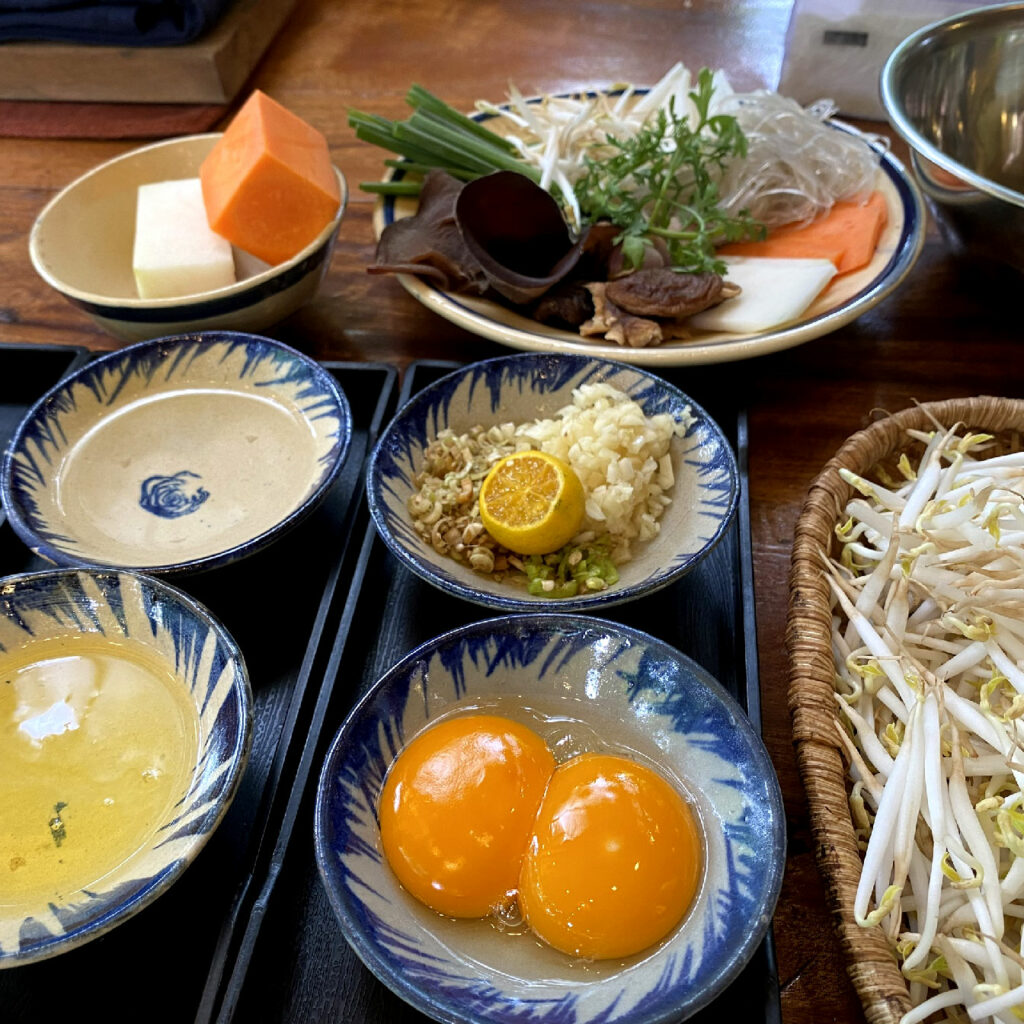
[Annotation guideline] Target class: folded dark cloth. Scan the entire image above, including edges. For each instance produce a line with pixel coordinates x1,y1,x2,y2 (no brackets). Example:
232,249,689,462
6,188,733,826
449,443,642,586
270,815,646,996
0,0,234,45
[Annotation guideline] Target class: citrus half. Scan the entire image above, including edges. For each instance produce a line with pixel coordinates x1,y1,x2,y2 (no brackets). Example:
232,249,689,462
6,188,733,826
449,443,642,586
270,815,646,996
479,450,585,555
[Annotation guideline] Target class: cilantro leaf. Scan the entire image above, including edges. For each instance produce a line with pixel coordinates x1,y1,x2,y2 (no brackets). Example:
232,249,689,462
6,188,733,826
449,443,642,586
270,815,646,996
573,68,765,275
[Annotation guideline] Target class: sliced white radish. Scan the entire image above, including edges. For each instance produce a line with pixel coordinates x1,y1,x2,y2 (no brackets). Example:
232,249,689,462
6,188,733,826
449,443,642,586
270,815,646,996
689,255,836,333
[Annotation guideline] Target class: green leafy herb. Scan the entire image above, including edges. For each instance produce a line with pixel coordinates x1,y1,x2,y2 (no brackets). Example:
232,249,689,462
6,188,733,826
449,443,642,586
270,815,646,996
573,67,765,275
49,801,68,848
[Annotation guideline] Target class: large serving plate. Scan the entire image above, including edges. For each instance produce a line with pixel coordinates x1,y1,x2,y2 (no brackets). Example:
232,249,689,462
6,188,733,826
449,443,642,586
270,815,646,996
372,94,925,367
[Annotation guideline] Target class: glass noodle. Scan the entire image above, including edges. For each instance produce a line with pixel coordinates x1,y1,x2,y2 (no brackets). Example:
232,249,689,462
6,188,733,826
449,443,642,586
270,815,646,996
476,62,885,234
715,90,888,229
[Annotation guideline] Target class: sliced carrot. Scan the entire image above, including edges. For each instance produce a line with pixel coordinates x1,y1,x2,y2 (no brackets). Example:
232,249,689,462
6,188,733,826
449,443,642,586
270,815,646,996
200,90,340,266
720,237,846,268
718,191,888,275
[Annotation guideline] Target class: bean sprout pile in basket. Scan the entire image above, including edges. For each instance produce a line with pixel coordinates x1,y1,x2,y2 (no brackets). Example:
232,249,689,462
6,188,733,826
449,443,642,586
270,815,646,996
824,412,1024,1024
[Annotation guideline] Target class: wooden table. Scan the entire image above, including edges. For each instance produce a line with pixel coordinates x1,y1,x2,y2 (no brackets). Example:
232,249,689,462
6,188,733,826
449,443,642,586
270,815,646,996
3,1,1021,1021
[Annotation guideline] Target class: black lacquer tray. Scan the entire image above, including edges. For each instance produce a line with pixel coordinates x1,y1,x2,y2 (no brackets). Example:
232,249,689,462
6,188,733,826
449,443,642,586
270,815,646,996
0,342,397,1023
206,359,784,1024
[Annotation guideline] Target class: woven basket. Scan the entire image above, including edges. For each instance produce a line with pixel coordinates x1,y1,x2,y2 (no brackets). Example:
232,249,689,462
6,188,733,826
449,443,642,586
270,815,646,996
786,395,1024,1024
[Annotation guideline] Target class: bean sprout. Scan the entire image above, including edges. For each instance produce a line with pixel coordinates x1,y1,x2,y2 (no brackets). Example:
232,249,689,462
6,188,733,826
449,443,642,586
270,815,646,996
829,422,1024,1023
477,61,881,234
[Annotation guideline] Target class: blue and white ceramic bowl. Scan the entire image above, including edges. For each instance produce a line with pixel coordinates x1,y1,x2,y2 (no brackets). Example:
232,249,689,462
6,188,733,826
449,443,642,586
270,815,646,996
0,568,252,967
1,332,351,575
28,134,347,344
314,614,785,1024
366,352,738,612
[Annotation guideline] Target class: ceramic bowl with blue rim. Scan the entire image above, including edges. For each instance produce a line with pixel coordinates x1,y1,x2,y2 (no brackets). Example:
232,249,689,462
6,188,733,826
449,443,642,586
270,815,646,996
373,91,923,368
314,614,785,1024
0,567,252,967
0,331,352,575
28,134,347,344
366,351,738,612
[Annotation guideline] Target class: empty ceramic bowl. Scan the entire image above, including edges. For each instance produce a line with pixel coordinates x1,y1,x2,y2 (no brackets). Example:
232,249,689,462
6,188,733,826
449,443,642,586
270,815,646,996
1,331,352,575
365,352,739,612
0,567,252,967
28,133,347,343
314,614,785,1024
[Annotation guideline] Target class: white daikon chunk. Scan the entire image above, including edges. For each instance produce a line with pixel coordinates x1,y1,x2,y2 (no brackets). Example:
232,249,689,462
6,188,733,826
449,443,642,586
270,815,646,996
232,247,272,282
132,178,236,299
688,256,837,333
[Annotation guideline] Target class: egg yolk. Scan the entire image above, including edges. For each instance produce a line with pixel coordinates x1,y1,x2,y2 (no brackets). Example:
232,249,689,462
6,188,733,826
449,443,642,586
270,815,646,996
518,752,702,960
378,713,555,918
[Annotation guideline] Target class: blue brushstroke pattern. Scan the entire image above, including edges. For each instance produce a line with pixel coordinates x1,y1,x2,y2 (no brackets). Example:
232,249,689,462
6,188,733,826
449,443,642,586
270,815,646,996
365,352,738,611
0,568,251,965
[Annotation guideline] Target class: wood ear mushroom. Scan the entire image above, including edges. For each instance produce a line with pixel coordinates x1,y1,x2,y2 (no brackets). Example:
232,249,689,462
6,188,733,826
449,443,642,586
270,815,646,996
454,170,588,305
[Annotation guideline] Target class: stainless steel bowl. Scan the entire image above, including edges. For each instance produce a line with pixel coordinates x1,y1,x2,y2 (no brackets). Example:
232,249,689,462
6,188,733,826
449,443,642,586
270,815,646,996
881,2,1024,267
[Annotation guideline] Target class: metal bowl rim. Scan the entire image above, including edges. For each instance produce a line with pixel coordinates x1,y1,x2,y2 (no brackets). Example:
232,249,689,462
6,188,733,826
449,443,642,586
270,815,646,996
880,0,1024,209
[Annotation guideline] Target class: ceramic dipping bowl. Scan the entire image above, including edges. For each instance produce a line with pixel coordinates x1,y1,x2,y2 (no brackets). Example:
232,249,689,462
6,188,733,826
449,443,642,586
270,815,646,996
365,352,739,613
0,567,252,967
28,133,347,344
0,332,352,575
314,614,786,1024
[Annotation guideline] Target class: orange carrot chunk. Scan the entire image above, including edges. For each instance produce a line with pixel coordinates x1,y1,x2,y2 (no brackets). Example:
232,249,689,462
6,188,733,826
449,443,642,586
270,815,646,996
200,90,340,266
718,191,888,275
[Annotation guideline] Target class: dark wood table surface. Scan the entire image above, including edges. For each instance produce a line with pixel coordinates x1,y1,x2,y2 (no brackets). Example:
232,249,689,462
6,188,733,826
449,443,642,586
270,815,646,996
3,2,1021,1021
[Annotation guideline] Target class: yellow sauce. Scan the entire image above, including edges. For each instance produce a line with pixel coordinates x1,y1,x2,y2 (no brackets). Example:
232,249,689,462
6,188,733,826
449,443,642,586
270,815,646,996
0,635,200,907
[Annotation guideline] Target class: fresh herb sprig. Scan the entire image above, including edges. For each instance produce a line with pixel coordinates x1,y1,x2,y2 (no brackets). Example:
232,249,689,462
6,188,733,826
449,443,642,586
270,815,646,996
573,68,765,274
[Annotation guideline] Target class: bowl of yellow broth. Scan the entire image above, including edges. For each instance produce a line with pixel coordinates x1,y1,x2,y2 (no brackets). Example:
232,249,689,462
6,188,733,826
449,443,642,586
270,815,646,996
0,567,252,967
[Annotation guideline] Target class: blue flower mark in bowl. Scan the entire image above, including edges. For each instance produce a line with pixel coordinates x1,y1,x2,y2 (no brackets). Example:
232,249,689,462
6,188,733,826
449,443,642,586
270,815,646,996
314,614,785,1024
139,470,210,518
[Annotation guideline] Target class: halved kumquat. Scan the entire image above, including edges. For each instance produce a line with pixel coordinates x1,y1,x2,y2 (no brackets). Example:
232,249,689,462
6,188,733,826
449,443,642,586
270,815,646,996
479,450,585,555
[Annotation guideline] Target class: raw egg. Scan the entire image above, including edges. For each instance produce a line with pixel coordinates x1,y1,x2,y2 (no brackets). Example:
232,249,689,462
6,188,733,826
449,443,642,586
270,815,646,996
518,752,702,960
378,713,555,918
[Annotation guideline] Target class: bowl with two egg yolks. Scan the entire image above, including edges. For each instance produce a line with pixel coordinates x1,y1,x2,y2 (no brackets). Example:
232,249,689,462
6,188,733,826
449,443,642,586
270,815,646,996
314,614,785,1024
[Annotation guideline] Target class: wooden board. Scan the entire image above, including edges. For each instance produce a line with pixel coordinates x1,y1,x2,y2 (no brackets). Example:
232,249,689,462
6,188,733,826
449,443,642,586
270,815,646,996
0,0,300,105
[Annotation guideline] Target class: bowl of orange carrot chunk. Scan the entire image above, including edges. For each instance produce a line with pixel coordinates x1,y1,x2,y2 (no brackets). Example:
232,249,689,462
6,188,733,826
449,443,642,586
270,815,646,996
28,90,347,343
